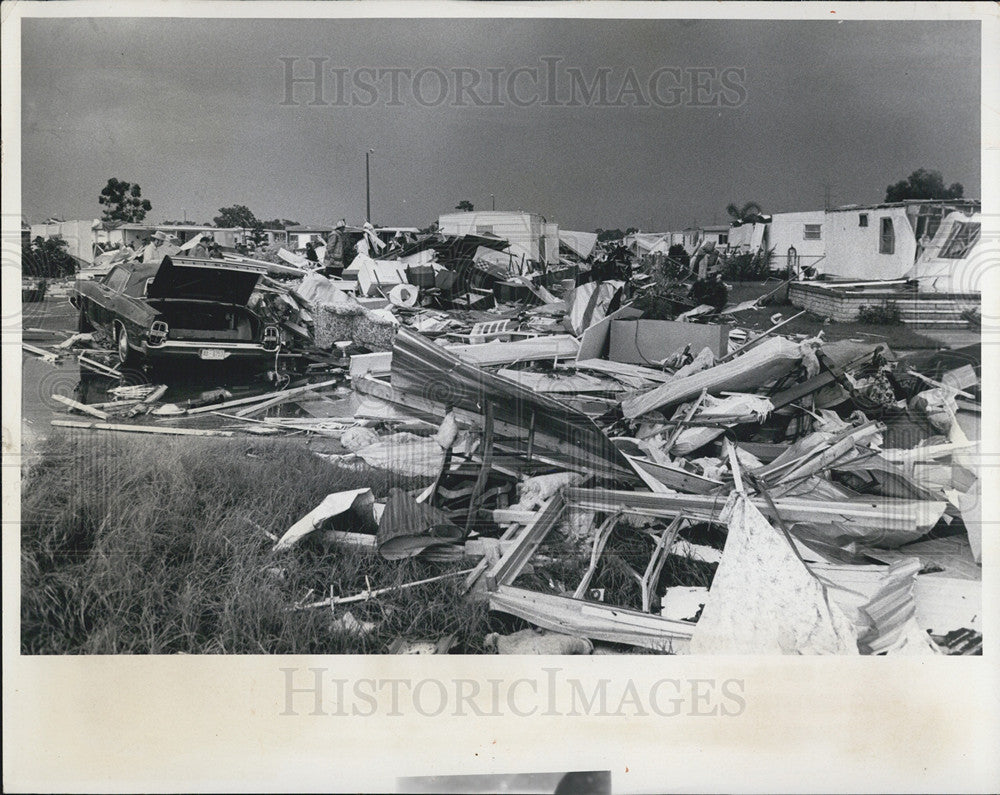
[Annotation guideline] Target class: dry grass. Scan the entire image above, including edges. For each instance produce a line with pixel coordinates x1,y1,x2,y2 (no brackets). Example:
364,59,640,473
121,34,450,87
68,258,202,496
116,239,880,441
20,431,498,654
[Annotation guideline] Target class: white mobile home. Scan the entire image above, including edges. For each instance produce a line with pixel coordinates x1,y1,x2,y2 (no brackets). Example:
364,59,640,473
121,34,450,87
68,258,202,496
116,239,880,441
699,224,731,249
29,219,102,265
765,210,826,273
437,211,559,266
822,200,978,281
908,211,987,294
285,225,334,250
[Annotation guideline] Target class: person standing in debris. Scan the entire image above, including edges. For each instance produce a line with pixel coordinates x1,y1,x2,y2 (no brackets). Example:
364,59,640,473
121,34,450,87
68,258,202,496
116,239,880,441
191,233,212,258
692,240,720,280
144,230,180,264
322,219,347,277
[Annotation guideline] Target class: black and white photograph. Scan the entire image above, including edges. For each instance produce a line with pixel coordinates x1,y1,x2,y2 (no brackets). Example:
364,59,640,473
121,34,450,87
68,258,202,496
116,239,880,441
3,2,998,792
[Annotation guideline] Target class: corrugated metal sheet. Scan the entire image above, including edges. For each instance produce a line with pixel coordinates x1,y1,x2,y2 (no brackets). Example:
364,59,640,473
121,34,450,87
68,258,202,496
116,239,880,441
390,328,635,481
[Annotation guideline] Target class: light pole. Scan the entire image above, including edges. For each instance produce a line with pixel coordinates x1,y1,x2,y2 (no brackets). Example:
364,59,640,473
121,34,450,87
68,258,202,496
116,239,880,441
365,149,374,222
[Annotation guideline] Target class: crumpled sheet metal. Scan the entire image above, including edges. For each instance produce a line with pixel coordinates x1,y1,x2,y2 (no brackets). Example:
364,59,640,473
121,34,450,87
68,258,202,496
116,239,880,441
273,488,375,552
390,327,635,480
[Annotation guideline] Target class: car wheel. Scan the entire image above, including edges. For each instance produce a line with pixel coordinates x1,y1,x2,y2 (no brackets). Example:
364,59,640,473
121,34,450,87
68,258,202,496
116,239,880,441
115,322,140,366
78,307,94,333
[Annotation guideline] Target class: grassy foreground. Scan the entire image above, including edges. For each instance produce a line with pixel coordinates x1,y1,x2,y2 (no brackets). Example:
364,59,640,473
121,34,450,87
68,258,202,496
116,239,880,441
21,432,496,654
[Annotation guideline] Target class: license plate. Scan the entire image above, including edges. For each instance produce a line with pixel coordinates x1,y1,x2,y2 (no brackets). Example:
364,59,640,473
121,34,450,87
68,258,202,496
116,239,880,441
199,348,229,361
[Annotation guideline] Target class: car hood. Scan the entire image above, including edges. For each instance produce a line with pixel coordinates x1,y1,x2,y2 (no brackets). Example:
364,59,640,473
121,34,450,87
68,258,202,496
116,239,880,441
147,256,266,304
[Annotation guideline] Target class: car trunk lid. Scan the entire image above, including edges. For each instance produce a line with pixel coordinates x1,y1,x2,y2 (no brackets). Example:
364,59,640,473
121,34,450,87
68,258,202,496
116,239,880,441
147,256,265,304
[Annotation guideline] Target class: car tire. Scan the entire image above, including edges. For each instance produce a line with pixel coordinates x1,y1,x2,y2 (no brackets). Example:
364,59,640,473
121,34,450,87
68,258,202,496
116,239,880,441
115,322,141,367
78,307,94,333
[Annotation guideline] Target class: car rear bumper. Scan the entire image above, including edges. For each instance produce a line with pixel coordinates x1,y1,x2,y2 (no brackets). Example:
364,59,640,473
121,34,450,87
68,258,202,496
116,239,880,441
143,340,276,361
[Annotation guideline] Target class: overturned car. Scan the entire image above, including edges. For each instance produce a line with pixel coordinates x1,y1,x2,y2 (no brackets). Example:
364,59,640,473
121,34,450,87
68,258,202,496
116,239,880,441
72,255,280,366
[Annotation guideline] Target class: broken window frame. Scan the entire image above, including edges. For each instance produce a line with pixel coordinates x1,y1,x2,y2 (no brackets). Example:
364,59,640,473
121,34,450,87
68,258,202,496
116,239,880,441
940,221,981,259
483,488,703,650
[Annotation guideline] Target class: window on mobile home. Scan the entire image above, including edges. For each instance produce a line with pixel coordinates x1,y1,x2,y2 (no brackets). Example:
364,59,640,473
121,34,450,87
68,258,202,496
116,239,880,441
475,225,494,236
940,221,981,259
859,214,868,227
804,224,822,240
879,218,894,254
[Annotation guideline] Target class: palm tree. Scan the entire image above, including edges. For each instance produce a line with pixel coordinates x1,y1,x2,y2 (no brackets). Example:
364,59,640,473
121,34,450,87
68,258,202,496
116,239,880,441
725,201,764,223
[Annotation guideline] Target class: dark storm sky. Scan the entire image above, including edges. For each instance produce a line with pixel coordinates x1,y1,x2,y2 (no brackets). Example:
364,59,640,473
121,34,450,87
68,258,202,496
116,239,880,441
20,17,981,230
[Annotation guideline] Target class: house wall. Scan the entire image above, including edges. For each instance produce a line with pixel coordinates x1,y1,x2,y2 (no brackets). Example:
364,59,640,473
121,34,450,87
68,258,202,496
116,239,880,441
767,211,826,272
542,223,560,265
823,206,917,281
700,227,731,249
287,230,331,249
681,229,702,253
118,226,156,249
438,211,558,265
29,220,100,264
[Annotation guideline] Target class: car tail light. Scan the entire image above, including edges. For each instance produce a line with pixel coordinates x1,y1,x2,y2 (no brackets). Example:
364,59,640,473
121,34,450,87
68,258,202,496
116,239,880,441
149,320,169,345
263,325,279,351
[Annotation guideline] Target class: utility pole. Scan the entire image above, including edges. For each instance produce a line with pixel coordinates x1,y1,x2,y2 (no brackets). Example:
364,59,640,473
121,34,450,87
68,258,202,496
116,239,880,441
822,182,834,211
491,193,495,211
365,149,373,222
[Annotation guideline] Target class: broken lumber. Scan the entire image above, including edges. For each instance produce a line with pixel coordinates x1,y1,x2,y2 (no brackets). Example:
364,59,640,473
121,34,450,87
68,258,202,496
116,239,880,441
51,420,235,437
78,355,121,377
23,343,59,362
234,379,340,418
348,334,582,379
141,385,169,404
296,567,476,609
159,378,340,417
51,394,109,420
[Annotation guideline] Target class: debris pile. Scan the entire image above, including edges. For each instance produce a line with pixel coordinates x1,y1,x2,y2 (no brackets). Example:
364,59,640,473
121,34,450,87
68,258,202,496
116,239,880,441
27,228,983,654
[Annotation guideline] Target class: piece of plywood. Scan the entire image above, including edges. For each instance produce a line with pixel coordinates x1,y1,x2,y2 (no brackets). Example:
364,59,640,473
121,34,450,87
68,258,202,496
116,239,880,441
576,304,643,361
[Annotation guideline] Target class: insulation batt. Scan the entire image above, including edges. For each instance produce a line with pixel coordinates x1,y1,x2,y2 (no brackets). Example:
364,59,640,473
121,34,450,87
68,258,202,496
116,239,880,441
690,493,859,655
485,628,593,654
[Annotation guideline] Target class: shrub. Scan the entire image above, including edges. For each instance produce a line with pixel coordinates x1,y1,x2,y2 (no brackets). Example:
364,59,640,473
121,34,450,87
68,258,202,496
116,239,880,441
857,301,903,325
23,236,78,278
960,307,981,330
667,244,690,269
722,251,770,281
